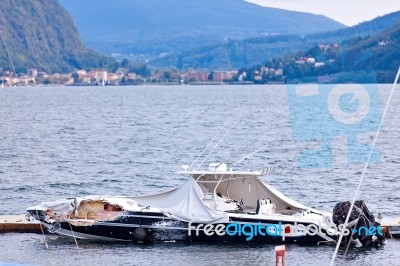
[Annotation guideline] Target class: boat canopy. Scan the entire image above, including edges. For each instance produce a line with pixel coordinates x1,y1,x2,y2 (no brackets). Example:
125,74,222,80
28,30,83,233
132,178,229,223
182,169,322,214
28,178,229,224
27,166,324,225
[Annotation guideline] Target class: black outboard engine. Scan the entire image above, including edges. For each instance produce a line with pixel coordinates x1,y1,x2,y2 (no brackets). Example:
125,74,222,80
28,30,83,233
332,200,385,247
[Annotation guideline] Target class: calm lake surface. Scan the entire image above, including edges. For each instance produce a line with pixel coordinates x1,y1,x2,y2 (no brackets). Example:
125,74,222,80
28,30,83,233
0,85,399,265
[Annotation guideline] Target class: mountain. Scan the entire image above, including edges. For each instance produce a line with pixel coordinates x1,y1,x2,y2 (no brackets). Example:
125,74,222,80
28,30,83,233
306,11,400,44
0,0,113,73
152,11,400,70
58,0,344,56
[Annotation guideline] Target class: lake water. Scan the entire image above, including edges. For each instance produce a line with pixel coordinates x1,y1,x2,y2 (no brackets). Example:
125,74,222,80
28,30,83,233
0,85,399,265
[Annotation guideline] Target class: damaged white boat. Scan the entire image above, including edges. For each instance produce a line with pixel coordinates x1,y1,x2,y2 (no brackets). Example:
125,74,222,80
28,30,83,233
27,163,384,245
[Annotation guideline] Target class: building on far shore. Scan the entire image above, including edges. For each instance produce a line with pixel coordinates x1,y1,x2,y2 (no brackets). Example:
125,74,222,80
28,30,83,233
211,71,238,81
28,68,38,78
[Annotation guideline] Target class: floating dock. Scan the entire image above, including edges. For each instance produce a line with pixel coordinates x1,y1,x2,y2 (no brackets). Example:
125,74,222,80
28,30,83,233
0,215,46,234
380,217,400,238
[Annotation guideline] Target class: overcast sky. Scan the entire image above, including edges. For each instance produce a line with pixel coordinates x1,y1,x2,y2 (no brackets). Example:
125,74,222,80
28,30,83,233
246,0,400,26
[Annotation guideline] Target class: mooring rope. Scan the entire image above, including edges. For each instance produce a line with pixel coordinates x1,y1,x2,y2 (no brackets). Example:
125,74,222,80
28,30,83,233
0,27,16,75
0,88,54,265
67,214,81,253
0,26,53,255
330,66,400,266
0,26,79,263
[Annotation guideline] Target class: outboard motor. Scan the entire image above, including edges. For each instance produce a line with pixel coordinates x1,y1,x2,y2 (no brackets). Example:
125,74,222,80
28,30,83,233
332,200,385,247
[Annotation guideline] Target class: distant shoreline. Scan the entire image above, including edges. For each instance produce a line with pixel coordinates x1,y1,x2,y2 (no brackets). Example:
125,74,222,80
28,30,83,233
2,82,396,88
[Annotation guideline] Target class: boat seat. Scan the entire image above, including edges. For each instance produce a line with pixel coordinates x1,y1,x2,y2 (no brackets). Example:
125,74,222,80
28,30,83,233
203,194,240,212
256,199,276,215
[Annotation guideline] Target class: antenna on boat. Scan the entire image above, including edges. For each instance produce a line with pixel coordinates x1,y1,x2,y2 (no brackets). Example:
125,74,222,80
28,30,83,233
197,117,241,169
189,122,229,169
0,26,17,76
224,139,258,166
231,143,269,166
330,65,400,266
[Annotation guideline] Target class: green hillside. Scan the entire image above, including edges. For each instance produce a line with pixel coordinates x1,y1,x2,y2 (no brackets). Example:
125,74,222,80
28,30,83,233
334,22,400,82
152,11,400,70
245,23,400,83
0,0,113,73
152,34,308,70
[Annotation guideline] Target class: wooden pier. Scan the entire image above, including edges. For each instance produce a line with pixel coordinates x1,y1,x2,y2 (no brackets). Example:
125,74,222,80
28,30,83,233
380,217,400,238
0,215,46,234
